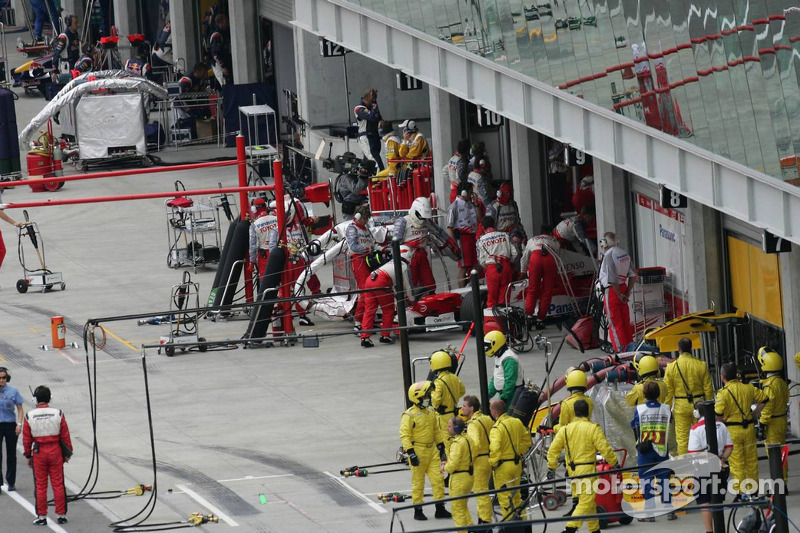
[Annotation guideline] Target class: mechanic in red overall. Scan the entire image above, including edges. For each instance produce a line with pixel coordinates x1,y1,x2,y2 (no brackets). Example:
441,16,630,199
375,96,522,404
393,197,458,297
268,197,320,326
477,216,517,308
523,230,560,330
598,232,637,351
23,385,72,527
490,182,522,235
345,205,377,331
360,245,415,347
249,198,277,278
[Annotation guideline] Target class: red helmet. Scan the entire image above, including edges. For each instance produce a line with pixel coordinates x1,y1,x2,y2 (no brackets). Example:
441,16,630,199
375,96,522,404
497,182,513,204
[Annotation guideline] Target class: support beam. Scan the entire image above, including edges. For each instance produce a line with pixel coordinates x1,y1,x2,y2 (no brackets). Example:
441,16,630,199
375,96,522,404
169,0,198,71
113,0,139,61
509,122,544,237
781,247,800,436
593,159,629,248
229,0,260,84
429,87,461,212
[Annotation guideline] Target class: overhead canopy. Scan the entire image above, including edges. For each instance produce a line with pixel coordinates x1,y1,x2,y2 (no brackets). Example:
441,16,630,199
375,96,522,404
19,72,168,145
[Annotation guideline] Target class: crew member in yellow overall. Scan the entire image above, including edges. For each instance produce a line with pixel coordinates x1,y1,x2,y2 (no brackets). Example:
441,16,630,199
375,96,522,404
715,363,768,496
664,337,714,455
547,399,619,533
489,399,532,522
443,416,475,532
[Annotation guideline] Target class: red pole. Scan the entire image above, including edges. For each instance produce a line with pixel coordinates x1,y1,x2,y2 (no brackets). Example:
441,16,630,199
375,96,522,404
237,135,254,302
236,135,249,221
0,160,238,189
273,159,294,337
0,185,273,209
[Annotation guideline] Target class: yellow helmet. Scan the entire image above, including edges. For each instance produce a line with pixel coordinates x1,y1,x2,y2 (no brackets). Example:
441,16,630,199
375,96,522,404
430,351,452,372
636,355,659,378
565,369,588,390
408,381,433,406
758,347,783,373
631,352,647,371
484,330,506,357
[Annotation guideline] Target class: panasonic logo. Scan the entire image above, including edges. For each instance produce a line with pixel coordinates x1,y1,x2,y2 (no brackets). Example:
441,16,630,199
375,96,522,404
659,224,676,243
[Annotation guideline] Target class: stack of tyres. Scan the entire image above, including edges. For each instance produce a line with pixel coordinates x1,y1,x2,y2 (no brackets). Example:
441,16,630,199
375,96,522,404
0,88,21,177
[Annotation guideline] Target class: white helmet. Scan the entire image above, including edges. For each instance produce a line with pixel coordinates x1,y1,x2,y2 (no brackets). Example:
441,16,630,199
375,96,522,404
284,197,306,223
408,197,432,228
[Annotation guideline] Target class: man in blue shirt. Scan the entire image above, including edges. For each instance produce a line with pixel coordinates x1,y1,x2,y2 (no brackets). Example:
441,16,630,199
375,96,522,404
0,366,24,492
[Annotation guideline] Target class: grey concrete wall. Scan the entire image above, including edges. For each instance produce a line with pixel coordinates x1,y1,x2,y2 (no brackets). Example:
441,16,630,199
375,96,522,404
113,0,139,61
169,0,198,70
684,200,723,312
296,29,431,128
429,87,461,211
509,123,545,238
781,248,800,436
594,159,630,249
272,23,297,124
230,0,260,84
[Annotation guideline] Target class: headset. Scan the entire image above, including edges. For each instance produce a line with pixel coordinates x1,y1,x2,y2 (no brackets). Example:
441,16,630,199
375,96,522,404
0,367,10,382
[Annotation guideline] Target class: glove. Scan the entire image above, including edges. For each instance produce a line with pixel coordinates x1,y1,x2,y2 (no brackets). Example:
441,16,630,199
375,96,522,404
407,448,420,467
546,468,556,480
437,443,447,462
756,423,766,441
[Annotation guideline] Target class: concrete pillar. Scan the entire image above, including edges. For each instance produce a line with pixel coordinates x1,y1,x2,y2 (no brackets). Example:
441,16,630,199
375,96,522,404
683,200,723,312
113,0,139,61
169,0,198,71
594,159,630,248
429,87,461,212
509,122,545,237
229,0,260,84
780,248,800,436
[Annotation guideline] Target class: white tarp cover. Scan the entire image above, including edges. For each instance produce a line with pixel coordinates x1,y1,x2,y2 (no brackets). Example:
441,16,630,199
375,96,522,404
76,93,146,159
19,75,167,145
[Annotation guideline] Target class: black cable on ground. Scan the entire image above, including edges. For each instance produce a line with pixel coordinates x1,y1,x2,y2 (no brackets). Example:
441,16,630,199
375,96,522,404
146,154,236,167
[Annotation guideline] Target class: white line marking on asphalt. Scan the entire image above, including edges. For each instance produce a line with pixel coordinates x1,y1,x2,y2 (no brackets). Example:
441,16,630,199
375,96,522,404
322,471,388,514
174,483,239,527
216,473,295,483
2,483,70,533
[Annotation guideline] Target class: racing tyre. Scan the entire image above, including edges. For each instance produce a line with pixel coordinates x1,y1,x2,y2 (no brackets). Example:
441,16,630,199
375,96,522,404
198,337,207,352
458,289,487,333
555,490,567,505
619,515,634,525
16,279,29,293
596,505,608,529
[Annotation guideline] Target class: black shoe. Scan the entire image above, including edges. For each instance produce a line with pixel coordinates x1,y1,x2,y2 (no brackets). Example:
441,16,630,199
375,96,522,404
6,485,14,491
414,507,427,521
361,338,374,348
299,316,315,326
33,516,47,526
379,336,395,344
434,503,452,519
57,516,68,524
535,319,546,330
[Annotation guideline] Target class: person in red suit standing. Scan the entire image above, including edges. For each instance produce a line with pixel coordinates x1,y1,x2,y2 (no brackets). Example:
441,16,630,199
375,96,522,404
23,385,72,527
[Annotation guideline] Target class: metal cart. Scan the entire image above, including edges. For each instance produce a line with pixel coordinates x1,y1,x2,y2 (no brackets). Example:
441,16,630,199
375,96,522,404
165,182,222,272
16,211,65,293
157,271,207,357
